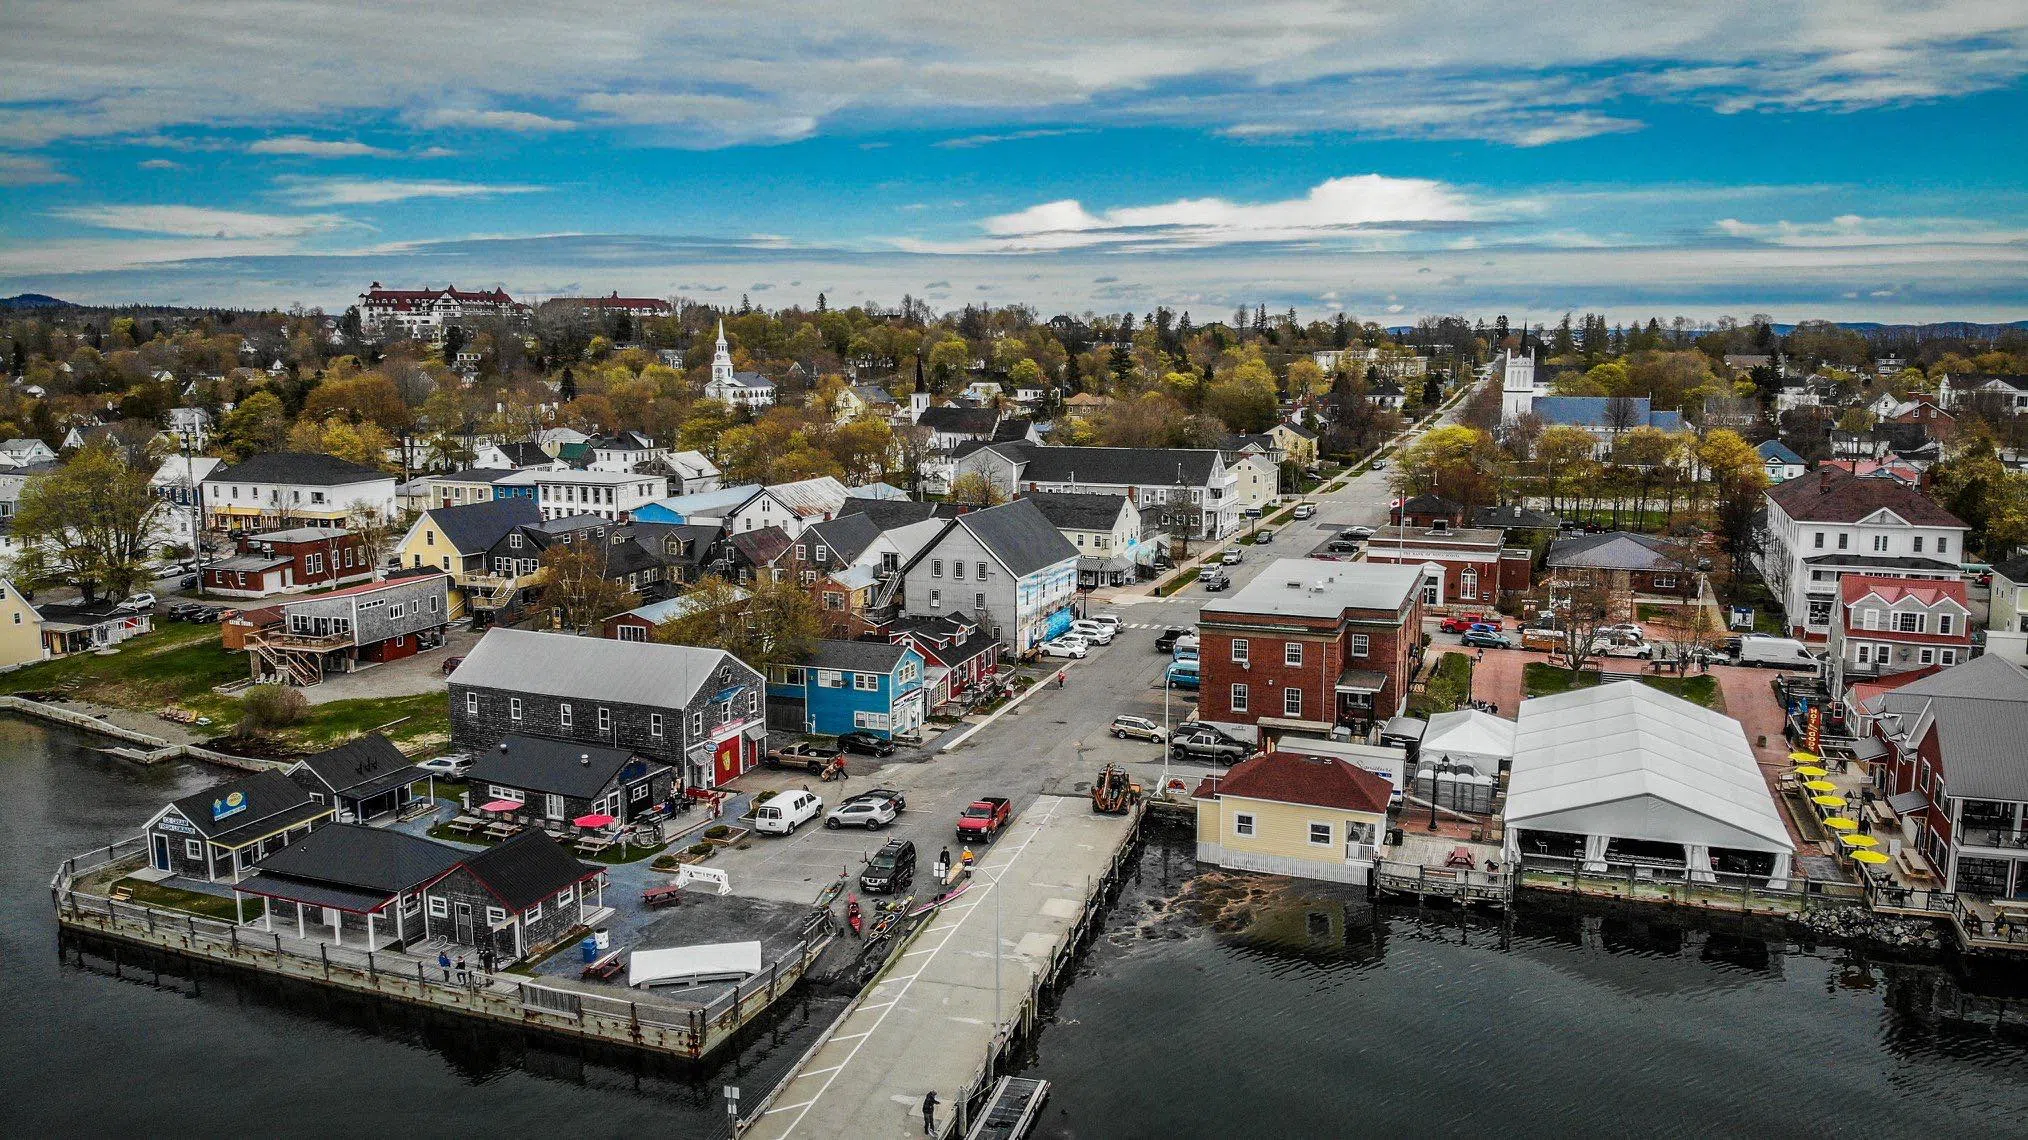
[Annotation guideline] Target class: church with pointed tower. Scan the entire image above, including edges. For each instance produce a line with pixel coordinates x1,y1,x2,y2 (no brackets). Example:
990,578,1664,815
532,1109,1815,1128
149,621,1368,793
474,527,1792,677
702,319,777,408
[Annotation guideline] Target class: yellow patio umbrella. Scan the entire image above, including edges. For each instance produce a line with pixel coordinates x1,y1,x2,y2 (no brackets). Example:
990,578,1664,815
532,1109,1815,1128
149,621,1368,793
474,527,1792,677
1840,833,1880,848
1851,849,1890,865
1795,765,1829,778
1822,816,1859,830
1789,751,1819,764
1802,779,1838,793
1814,795,1849,809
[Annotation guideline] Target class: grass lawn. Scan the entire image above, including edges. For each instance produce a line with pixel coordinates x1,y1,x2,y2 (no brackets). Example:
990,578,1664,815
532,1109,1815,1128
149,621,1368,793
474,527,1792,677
1522,662,1719,708
1,622,244,707
115,878,250,922
281,691,450,750
1156,567,1202,597
1408,651,1474,718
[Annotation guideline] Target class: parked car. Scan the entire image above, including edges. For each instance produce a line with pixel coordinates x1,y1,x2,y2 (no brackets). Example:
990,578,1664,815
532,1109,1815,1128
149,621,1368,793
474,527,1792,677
837,731,899,757
1170,726,1248,762
1371,459,1388,470
1255,529,1274,544
957,797,1012,842
1219,549,1244,565
1292,503,1317,519
115,592,156,613
1165,659,1201,689
1735,635,1820,669
826,797,898,830
1085,615,1122,635
1069,619,1116,645
767,741,843,772
1600,622,1646,642
858,838,916,894
1461,629,1513,649
178,575,198,590
1154,627,1190,653
1590,638,1653,658
844,787,907,812
1042,636,1089,659
752,789,823,835
1439,612,1500,633
1343,525,1377,538
1111,714,1167,742
1201,570,1229,591
1324,539,1363,555
1171,635,1199,661
415,754,472,779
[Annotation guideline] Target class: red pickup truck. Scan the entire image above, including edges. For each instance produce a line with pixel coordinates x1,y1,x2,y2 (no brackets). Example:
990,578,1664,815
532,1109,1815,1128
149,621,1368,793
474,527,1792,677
1439,613,1500,634
956,797,1011,843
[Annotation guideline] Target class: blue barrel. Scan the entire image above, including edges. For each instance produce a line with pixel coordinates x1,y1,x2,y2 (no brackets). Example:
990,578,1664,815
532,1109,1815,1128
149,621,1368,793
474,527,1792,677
580,936,600,963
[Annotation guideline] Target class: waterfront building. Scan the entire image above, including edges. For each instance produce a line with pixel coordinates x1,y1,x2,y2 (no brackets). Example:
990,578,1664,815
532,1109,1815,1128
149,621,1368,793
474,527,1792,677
765,639,928,740
449,627,767,789
38,598,153,658
0,577,45,670
247,570,451,685
1192,750,1393,885
1827,574,1971,702
1502,681,1795,886
423,831,608,962
465,735,676,827
202,526,374,598
234,822,464,950
1754,467,1968,637
142,771,336,883
1418,708,1516,777
282,733,432,824
881,613,1001,709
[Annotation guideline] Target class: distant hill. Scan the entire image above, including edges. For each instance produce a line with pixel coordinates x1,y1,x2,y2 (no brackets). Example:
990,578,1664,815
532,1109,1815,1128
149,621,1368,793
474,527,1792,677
1386,319,2028,340
0,293,72,311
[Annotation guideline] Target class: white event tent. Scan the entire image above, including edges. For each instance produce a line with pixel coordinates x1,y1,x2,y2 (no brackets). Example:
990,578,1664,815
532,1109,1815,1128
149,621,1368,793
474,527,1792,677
1419,708,1516,776
1502,681,1794,886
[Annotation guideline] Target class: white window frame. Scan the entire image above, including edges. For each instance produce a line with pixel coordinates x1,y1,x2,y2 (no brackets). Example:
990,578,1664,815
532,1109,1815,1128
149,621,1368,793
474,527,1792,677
598,707,612,733
1231,638,1249,663
854,672,879,692
1233,812,1255,838
1285,642,1303,667
485,906,506,925
184,838,204,859
465,692,478,714
1284,687,1303,718
509,697,522,721
650,713,664,738
428,896,448,918
1230,683,1248,711
1309,821,1333,846
558,703,572,728
1350,633,1370,657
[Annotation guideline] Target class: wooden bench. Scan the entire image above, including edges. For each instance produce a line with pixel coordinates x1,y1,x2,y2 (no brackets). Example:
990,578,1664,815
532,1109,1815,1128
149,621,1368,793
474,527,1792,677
108,885,134,902
1893,847,1932,881
581,950,625,981
641,884,683,909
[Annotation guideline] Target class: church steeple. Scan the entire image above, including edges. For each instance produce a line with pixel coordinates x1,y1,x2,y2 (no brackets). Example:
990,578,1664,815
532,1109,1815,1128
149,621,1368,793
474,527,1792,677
711,318,734,385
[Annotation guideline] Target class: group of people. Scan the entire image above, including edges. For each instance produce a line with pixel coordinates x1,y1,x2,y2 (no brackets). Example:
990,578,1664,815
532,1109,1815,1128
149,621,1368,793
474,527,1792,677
436,947,500,985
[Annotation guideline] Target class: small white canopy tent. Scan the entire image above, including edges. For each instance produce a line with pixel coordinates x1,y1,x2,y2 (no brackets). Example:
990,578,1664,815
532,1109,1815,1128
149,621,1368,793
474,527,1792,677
1419,709,1516,776
1503,682,1794,885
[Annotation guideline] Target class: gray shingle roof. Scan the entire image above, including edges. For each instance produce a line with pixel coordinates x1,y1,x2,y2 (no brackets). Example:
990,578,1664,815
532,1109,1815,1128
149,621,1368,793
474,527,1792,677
1015,445,1223,487
466,734,658,800
208,452,389,486
807,638,911,672
248,822,463,894
450,628,738,711
806,513,880,564
1547,532,1689,573
1865,655,2028,800
168,771,328,842
1021,490,1129,532
428,497,542,553
919,406,1000,435
462,831,602,912
293,733,424,798
950,498,1078,578
1471,505,1561,530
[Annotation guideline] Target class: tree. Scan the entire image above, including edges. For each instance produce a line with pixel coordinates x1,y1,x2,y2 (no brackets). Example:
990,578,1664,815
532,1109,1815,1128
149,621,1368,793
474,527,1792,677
12,442,164,602
654,573,822,668
1543,570,1616,679
1533,426,1597,514
237,684,308,738
216,390,291,459
1699,429,1769,570
288,416,396,471
949,472,1007,507
539,540,638,634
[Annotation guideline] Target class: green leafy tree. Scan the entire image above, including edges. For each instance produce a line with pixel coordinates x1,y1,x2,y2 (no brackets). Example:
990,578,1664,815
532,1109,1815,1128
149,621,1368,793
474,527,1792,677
12,442,165,602
215,391,291,460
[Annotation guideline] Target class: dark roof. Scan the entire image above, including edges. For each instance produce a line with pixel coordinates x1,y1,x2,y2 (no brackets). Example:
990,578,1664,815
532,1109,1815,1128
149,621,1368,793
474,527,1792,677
166,771,330,844
497,441,552,467
624,522,720,568
1865,655,2028,800
729,525,796,567
1014,445,1224,487
1757,439,1805,465
918,406,1001,435
1801,553,1962,572
1192,752,1392,814
1471,504,1561,530
208,452,388,486
461,831,601,912
292,733,424,798
37,599,139,625
1547,531,1689,573
427,497,542,553
806,513,881,564
1400,493,1462,514
947,498,1079,578
466,734,658,800
807,638,912,672
1278,420,1319,440
1944,372,2028,392
1767,467,1965,527
855,499,964,530
1876,423,1936,454
247,822,463,895
594,431,657,451
437,466,520,484
1994,554,2028,583
991,417,1035,442
1022,490,1130,531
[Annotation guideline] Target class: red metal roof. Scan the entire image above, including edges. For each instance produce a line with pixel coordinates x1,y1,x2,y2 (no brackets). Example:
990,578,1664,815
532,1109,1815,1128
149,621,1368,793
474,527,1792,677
1192,750,1393,814
1838,573,1968,608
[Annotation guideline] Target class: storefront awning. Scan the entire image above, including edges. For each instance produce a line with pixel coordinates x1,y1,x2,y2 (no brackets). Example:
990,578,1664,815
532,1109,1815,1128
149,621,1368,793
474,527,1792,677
1336,669,1387,694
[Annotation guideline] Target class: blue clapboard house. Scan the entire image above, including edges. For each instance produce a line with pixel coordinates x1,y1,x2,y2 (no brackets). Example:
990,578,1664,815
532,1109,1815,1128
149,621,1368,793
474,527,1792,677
766,639,928,740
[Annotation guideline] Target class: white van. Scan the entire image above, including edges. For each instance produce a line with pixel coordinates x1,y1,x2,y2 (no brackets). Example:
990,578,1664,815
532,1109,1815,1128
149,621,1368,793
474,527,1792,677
1735,635,1820,670
752,789,823,835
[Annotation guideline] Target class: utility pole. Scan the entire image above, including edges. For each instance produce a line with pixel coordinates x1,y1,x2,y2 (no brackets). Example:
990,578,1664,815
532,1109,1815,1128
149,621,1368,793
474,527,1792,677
182,427,207,599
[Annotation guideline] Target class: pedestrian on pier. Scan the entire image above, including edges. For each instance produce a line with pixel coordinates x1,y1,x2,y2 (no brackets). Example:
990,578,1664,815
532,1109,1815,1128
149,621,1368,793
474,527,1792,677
936,847,951,882
438,950,452,982
455,955,467,985
922,1091,939,1135
960,846,975,873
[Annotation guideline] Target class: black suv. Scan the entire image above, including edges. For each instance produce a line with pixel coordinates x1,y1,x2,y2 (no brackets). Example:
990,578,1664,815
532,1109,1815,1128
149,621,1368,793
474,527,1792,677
860,838,917,894
1155,628,1191,652
1170,726,1250,763
837,731,899,757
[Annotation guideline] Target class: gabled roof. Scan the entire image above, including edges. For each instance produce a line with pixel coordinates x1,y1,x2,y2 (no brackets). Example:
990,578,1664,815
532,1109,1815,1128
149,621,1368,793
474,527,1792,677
1400,493,1462,514
1757,439,1805,465
1422,709,1517,760
461,831,602,912
1021,490,1131,532
208,452,389,486
494,441,554,467
166,771,330,844
854,499,964,530
1546,531,1689,573
1865,655,2028,801
425,497,542,554
1766,467,1964,527
1276,420,1320,440
247,822,463,895
759,476,851,519
1531,396,1686,432
729,525,796,567
281,567,445,606
450,627,743,711
806,513,881,564
466,734,658,800
1192,751,1392,814
1014,445,1225,487
1838,573,1968,610
805,638,914,673
291,733,424,798
918,406,1000,435
938,498,1078,578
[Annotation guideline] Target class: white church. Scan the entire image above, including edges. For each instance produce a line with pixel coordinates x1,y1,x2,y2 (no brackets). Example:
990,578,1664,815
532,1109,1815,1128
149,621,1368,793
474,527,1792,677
1497,348,1685,457
701,320,777,409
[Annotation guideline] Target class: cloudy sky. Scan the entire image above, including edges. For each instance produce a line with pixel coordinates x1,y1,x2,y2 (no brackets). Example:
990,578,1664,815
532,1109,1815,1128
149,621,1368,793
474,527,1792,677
2,1,2026,322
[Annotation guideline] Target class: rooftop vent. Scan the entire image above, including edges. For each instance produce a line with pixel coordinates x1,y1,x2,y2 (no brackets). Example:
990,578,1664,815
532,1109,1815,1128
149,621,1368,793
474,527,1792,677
580,753,591,766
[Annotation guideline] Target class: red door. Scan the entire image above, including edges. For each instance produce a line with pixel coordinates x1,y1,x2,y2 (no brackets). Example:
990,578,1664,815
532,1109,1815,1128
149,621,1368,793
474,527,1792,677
713,735,741,786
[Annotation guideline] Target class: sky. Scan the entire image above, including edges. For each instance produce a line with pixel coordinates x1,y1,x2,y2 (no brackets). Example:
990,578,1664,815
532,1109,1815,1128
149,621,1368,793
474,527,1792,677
2,1,2027,324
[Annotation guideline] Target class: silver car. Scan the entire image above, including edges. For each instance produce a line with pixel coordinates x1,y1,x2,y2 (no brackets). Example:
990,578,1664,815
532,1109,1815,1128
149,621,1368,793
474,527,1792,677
825,798,898,830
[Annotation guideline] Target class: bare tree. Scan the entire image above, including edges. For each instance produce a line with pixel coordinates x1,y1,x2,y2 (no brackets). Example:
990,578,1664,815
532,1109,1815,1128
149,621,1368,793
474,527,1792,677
540,540,638,634
1542,569,1617,679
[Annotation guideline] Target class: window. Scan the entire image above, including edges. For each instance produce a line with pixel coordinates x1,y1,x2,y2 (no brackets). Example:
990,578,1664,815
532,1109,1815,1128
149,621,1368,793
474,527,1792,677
650,713,664,737
1234,813,1255,837
929,589,941,609
849,672,878,692
1284,688,1303,717
1912,536,1924,553
932,559,943,578
598,707,611,733
1919,648,1935,665
557,886,575,905
1230,638,1249,663
485,907,506,926
1309,822,1332,846
509,697,522,720
977,562,989,580
820,669,846,688
692,711,704,736
428,896,448,918
796,544,807,561
825,592,845,611
1873,535,1889,552
1941,649,1957,665
1938,537,1949,555
1652,574,1676,590
1856,644,1871,665
1230,683,1249,711
465,692,478,715
1837,533,1849,550
527,901,543,922
1350,633,1369,657
1895,612,1923,633
748,691,759,714
618,624,648,642
1812,531,1824,549
975,592,986,610
954,561,965,580
184,838,204,859
1862,608,1880,631
815,545,828,562
559,703,573,727
509,533,523,550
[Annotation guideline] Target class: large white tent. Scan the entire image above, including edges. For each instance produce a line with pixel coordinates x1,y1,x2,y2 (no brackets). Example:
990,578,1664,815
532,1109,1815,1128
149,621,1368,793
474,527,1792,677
1419,709,1516,776
1503,682,1793,884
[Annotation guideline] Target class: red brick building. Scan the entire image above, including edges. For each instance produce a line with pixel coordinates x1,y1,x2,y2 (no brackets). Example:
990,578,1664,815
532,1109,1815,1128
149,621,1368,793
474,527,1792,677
1389,493,1465,529
1363,523,1531,608
203,527,372,598
1197,560,1424,739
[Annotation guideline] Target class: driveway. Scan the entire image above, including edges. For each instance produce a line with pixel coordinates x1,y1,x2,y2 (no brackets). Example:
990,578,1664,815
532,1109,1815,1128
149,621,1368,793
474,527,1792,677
300,626,484,704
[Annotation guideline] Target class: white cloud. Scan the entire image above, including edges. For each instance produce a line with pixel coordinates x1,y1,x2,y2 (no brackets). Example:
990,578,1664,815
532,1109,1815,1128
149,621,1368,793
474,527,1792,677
1714,214,2028,247
273,177,550,206
249,136,392,157
0,153,70,185
137,158,182,170
934,128,1092,149
412,107,576,133
50,204,350,239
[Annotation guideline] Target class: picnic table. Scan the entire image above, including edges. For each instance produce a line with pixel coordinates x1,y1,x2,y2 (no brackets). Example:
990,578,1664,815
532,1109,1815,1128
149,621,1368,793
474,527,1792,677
641,884,683,909
444,815,483,835
1444,845,1477,870
575,835,612,857
483,821,519,840
582,950,625,981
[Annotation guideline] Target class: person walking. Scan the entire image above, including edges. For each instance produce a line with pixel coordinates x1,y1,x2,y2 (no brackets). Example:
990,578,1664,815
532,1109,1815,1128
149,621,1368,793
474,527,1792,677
960,846,975,873
455,955,468,985
438,950,452,983
936,846,951,883
922,1090,939,1135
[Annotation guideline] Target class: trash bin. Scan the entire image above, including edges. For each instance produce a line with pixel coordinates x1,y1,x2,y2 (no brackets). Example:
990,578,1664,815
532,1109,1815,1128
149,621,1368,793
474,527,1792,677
593,929,611,951
580,936,600,963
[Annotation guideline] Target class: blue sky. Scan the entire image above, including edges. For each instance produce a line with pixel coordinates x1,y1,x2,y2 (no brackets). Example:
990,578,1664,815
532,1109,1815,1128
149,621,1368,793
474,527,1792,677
2,1,2026,322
